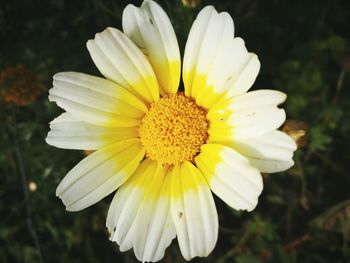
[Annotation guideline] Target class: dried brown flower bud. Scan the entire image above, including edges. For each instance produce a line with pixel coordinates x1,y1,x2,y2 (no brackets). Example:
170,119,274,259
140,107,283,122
281,119,310,148
181,0,201,8
0,65,42,106
83,150,95,156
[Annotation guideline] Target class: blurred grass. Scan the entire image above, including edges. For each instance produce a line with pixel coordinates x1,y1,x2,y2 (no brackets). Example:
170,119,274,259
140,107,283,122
1,0,350,262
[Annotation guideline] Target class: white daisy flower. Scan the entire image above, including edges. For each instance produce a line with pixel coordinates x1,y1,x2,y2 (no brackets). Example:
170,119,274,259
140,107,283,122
46,0,297,261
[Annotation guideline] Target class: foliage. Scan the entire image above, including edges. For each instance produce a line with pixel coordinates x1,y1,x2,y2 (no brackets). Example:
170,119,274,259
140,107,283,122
1,0,350,262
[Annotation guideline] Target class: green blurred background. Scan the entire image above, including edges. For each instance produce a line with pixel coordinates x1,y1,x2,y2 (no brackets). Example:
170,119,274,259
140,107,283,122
1,0,350,262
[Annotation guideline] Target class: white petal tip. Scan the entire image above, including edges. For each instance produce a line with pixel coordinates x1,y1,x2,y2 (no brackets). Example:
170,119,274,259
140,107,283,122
286,160,295,170
280,93,287,104
48,94,55,102
65,206,81,212
246,203,258,212
56,186,63,197
86,39,93,50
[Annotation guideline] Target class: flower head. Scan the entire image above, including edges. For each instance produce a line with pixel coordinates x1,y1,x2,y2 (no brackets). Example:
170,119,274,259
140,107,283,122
181,0,202,8
46,1,297,261
282,119,310,148
0,65,42,106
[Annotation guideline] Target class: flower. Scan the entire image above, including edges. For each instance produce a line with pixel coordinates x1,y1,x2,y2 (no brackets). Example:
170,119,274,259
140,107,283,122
282,119,310,148
0,65,42,106
46,0,297,261
181,0,202,8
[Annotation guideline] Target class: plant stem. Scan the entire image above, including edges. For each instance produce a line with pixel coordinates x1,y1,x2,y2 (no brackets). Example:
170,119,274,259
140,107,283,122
13,114,44,263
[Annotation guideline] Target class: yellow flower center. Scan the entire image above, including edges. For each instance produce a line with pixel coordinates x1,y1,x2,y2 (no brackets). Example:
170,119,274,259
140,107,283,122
139,93,208,166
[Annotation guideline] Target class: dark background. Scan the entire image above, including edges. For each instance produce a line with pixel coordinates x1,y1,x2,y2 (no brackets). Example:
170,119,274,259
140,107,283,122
1,0,350,262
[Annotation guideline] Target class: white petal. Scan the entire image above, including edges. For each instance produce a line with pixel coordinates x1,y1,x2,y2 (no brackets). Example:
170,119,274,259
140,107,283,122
56,139,145,211
210,89,287,112
107,183,142,252
133,166,176,262
86,27,160,104
170,162,218,260
106,160,176,261
195,144,263,212
106,160,160,241
183,6,260,108
208,90,287,140
46,112,138,150
229,130,297,173
49,72,147,127
123,0,181,94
